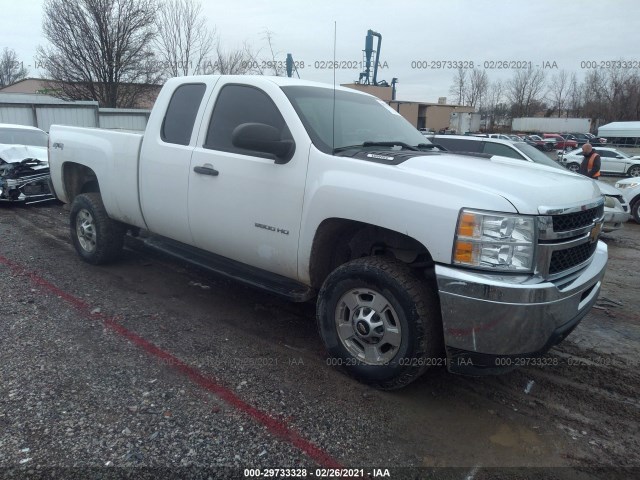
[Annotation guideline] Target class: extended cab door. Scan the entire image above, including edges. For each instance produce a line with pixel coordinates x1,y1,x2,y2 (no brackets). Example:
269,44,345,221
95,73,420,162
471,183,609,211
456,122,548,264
139,81,214,244
187,80,310,280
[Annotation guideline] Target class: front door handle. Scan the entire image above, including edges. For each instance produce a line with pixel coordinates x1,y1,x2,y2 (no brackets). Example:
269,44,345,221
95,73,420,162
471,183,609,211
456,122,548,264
193,165,219,176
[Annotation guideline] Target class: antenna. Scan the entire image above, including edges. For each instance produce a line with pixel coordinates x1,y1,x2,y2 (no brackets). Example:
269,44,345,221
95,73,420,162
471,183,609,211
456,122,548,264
332,21,336,153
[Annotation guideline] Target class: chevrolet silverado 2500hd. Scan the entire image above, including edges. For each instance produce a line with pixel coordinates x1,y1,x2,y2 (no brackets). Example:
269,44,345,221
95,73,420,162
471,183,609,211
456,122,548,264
48,75,607,389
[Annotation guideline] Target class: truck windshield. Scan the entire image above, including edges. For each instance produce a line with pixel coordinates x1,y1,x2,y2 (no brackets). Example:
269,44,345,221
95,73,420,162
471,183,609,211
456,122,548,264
281,86,427,154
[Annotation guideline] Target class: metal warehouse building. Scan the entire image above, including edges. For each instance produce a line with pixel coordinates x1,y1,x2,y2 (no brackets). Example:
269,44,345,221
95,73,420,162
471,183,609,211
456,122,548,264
0,93,150,132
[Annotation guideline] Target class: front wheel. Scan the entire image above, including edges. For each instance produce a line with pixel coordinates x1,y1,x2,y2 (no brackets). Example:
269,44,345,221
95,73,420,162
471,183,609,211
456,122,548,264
70,193,126,264
632,199,640,224
567,162,580,172
627,165,640,178
317,256,443,390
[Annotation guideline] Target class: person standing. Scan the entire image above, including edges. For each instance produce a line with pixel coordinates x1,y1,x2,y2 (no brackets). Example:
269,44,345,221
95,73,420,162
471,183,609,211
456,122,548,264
579,143,601,179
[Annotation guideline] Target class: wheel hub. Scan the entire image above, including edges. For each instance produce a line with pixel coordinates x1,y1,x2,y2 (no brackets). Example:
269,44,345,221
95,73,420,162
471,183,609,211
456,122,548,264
335,288,402,365
353,307,382,342
76,209,96,253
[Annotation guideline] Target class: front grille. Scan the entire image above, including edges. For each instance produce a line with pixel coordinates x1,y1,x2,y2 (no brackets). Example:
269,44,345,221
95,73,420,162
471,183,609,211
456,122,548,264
549,241,598,274
552,205,604,232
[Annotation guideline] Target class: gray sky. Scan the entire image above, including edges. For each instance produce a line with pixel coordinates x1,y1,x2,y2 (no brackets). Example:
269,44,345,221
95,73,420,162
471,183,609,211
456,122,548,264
5,0,640,102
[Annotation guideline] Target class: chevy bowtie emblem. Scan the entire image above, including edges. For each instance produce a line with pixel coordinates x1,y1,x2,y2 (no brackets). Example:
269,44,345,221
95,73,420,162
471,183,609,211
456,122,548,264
590,223,602,243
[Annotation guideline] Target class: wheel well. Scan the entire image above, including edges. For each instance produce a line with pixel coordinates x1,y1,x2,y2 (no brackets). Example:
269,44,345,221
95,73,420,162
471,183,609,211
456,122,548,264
627,164,640,175
308,218,434,290
62,163,100,202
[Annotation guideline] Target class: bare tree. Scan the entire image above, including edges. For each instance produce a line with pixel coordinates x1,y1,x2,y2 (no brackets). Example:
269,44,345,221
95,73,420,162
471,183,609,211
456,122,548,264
154,0,215,77
36,0,160,108
566,73,582,117
0,48,28,87
244,30,286,76
481,80,504,131
506,68,547,117
448,68,467,105
464,69,488,108
547,70,569,117
201,40,258,75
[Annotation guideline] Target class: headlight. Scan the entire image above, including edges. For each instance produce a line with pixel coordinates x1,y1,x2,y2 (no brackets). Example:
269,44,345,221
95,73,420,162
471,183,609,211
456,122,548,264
615,182,639,189
453,210,536,272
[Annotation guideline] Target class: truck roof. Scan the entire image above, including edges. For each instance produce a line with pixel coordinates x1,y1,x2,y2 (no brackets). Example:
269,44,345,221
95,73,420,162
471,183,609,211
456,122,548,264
164,75,370,96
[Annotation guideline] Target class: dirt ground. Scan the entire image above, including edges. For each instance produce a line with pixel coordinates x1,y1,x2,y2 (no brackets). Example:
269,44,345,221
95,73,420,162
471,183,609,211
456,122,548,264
1,193,639,480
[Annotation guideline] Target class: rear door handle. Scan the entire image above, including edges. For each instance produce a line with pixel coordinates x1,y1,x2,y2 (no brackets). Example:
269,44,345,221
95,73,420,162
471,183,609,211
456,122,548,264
193,165,219,176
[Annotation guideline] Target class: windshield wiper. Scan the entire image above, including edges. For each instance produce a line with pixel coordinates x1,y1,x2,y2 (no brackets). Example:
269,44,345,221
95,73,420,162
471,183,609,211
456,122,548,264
415,143,446,151
333,141,420,154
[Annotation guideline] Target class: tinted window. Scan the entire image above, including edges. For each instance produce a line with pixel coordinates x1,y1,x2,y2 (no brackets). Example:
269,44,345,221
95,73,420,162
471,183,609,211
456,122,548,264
161,83,206,146
597,150,614,157
205,85,289,154
482,142,524,160
432,137,483,153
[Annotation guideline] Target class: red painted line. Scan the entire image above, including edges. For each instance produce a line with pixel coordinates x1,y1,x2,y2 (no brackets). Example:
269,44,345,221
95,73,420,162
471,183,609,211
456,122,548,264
0,255,343,469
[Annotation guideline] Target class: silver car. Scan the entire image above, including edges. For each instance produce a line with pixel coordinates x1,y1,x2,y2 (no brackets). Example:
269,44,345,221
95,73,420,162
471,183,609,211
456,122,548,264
559,147,640,177
429,134,630,232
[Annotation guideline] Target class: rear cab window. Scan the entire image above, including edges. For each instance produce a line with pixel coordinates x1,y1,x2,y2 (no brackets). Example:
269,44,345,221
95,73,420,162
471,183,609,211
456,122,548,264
161,83,207,145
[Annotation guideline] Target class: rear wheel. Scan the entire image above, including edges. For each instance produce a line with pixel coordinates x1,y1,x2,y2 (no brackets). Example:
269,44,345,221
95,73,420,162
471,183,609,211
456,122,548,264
70,193,126,264
627,165,640,178
317,256,443,390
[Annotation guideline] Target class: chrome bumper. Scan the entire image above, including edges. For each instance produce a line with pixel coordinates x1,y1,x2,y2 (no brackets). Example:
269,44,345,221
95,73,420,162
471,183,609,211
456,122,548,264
435,241,607,363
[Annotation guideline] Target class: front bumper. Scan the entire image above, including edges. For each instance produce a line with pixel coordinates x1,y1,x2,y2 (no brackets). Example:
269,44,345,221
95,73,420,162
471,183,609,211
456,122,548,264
435,241,607,374
603,205,630,232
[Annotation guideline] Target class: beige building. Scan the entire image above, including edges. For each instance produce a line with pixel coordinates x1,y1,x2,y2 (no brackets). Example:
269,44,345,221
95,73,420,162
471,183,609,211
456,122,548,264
0,78,161,109
388,101,475,131
342,83,475,131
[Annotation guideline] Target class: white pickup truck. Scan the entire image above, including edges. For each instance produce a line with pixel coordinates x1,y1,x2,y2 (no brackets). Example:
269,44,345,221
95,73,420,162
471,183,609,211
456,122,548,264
49,75,608,389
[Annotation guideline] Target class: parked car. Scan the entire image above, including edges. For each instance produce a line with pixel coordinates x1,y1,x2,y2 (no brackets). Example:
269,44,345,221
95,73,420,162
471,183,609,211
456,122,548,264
614,178,640,223
48,75,608,388
0,124,53,204
566,133,592,146
428,134,629,232
543,133,578,152
586,133,607,144
559,147,640,177
524,134,555,151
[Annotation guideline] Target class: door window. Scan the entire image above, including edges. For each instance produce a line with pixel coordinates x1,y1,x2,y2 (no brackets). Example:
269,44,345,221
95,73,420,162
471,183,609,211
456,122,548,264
204,85,290,154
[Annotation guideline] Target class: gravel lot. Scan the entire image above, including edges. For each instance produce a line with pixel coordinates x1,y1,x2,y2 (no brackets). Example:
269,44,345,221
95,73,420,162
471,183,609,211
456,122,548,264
1,193,639,480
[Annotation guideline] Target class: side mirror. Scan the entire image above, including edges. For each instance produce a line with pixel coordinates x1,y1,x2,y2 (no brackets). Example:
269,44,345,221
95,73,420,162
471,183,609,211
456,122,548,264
231,123,295,164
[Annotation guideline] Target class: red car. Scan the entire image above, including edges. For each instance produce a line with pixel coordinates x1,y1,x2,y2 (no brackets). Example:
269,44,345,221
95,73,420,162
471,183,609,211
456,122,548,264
543,133,578,151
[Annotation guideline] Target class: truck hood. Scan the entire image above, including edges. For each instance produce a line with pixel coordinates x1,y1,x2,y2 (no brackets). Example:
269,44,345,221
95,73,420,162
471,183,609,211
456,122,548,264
0,144,48,164
400,152,601,214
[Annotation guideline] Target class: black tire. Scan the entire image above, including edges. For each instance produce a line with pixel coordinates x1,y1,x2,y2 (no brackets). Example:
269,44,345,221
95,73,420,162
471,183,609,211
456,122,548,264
69,193,126,264
632,199,640,224
627,165,640,178
317,256,443,390
567,162,580,173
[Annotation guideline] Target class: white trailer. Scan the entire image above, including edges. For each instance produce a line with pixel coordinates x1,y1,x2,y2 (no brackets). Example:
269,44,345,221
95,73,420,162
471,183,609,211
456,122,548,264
512,117,591,133
449,111,481,134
